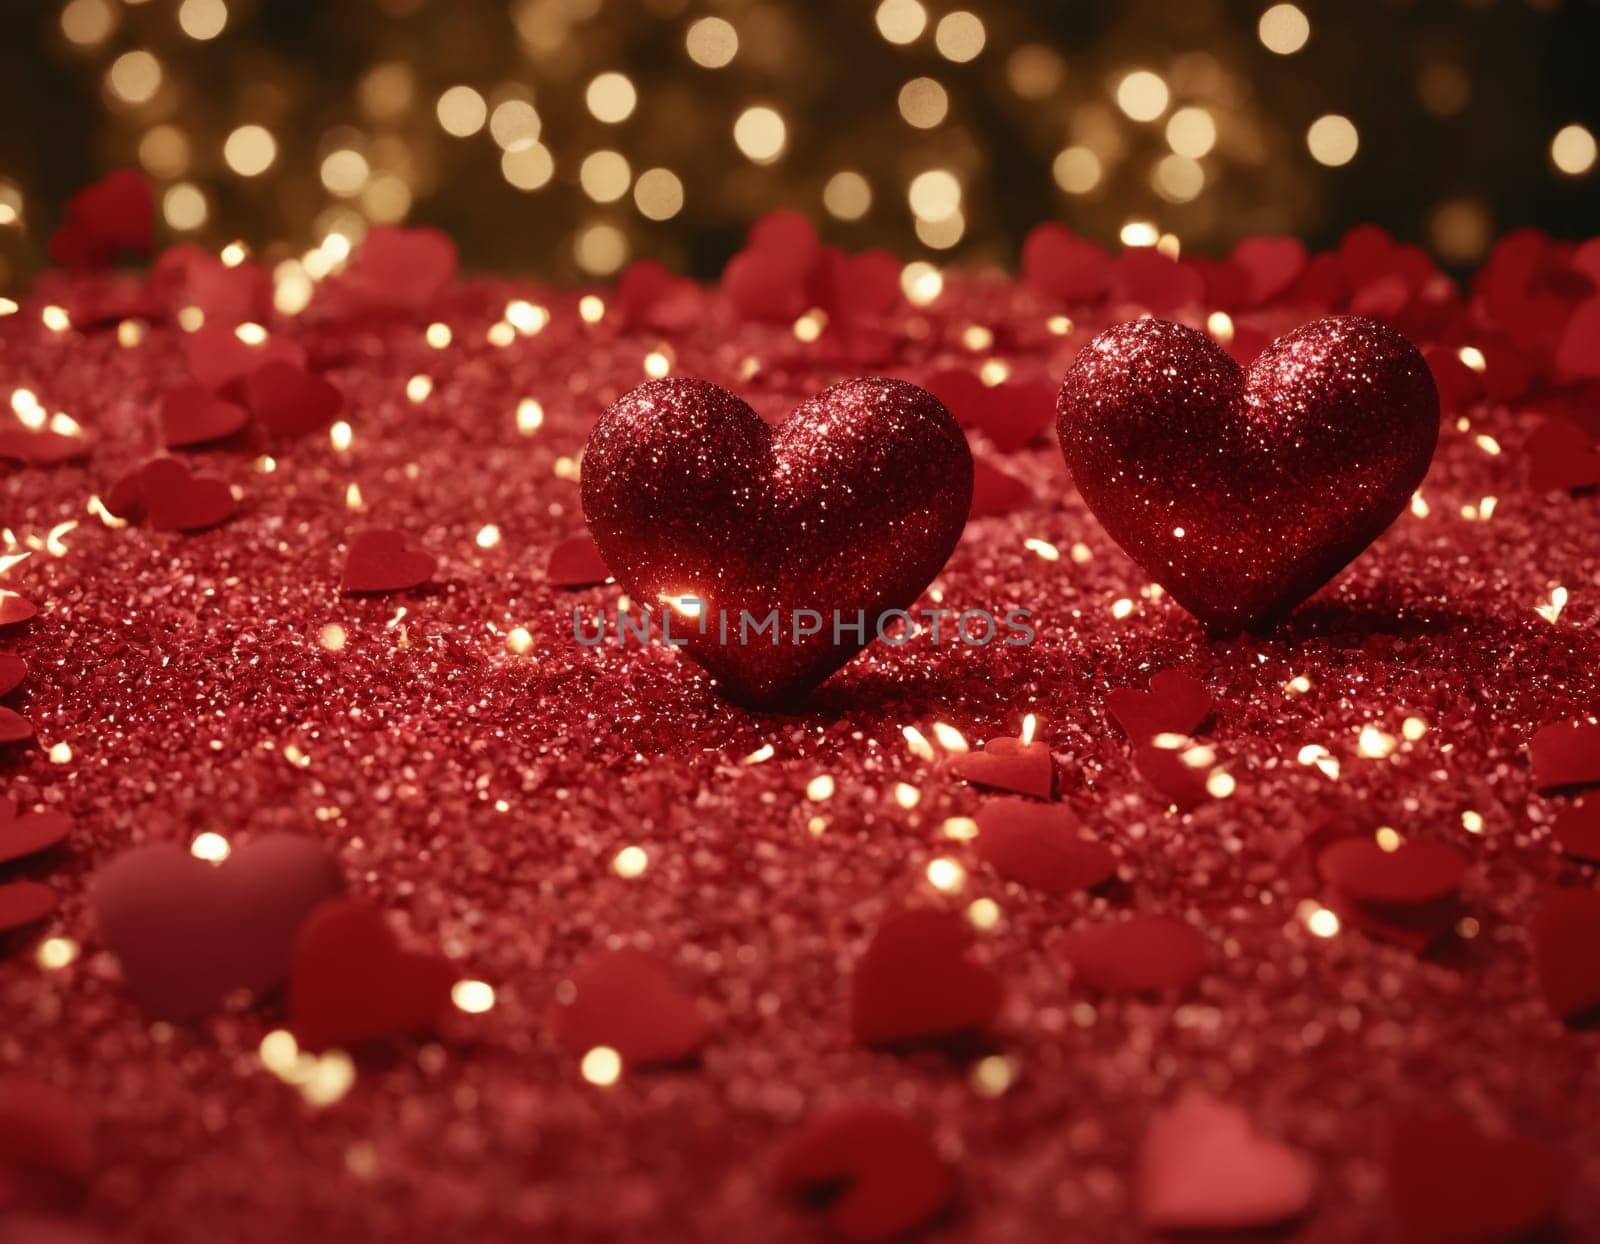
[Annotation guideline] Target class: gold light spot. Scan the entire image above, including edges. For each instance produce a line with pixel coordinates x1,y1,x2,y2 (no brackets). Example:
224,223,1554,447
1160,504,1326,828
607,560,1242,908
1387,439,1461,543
1307,114,1359,166
898,77,948,128
806,775,835,802
1375,826,1402,852
579,295,606,324
894,782,920,809
1358,725,1396,758
685,17,738,68
793,310,826,343
908,169,961,221
490,100,541,151
1206,311,1235,344
1153,154,1205,203
1120,220,1159,247
902,725,936,761
613,845,649,877
1297,744,1340,780
1071,543,1092,564
329,421,353,452
61,0,116,46
48,743,73,765
516,399,545,433
406,375,433,403
1116,70,1169,122
1401,716,1427,741
587,72,637,123
41,306,71,333
931,722,968,752
1007,44,1063,99
502,144,555,191
1306,906,1341,938
224,125,276,177
901,261,943,305
1456,345,1487,372
971,1054,1014,1097
437,85,487,136
1258,3,1310,54
506,627,534,654
451,980,495,1014
36,937,79,970
875,0,927,44
107,50,162,104
942,816,978,841
507,302,550,334
1024,537,1060,562
1167,107,1217,158
935,11,985,62
234,322,267,345
823,171,872,221
581,1045,622,1086
425,322,452,348
643,351,671,378
1474,433,1501,456
190,831,231,863
742,743,775,765
487,321,516,348
1535,585,1568,624
475,524,501,550
319,623,347,652
926,857,966,892
320,149,369,197
631,167,683,221
967,897,1000,930
574,224,628,276
1461,810,1484,834
733,107,787,163
1111,597,1135,619
177,0,227,41
1206,770,1236,798
300,1051,355,1107
259,1030,299,1075
1410,492,1430,518
1552,124,1597,176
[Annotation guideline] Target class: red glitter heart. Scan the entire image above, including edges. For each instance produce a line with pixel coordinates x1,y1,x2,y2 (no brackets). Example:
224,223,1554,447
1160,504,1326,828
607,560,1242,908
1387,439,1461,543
0,801,70,867
0,653,24,695
288,898,455,1050
0,1074,93,1210
107,458,237,532
243,360,344,440
850,909,1002,1047
950,737,1054,799
1138,1092,1315,1233
1058,913,1209,994
775,1105,953,1243
1390,1111,1570,1244
552,948,709,1068
545,532,612,588
1057,316,1438,632
1104,670,1212,742
1531,886,1600,1022
91,836,341,1020
341,529,437,595
0,881,57,936
1529,718,1600,792
581,377,972,705
184,325,307,397
973,798,1116,894
1317,838,1468,906
1552,800,1600,862
159,384,250,450
0,594,37,627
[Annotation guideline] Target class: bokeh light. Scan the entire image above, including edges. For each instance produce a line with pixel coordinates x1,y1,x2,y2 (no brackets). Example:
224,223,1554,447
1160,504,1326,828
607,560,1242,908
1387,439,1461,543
1166,107,1217,158
1307,113,1360,166
823,171,872,220
106,50,161,105
436,85,487,137
1552,124,1597,176
875,0,927,45
898,78,948,129
1115,70,1169,122
223,125,277,177
633,168,684,220
934,11,985,62
1052,147,1102,195
579,150,631,202
177,0,228,42
587,72,637,124
733,107,786,163
685,17,738,68
1258,4,1311,55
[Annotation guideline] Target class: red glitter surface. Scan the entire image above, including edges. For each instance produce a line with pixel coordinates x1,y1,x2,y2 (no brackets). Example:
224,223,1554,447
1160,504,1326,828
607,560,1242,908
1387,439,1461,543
1,226,1600,1243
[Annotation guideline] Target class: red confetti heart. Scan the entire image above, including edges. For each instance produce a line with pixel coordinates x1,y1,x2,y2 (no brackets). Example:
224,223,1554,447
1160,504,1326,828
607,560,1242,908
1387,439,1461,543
1317,838,1468,906
1552,799,1600,862
581,377,972,705
1529,718,1600,793
1138,1092,1316,1233
1231,236,1308,307
950,736,1054,799
775,1105,953,1243
1531,886,1600,1022
0,881,57,935
720,212,820,324
1111,248,1205,313
339,227,459,317
973,798,1117,894
1390,1111,1570,1244
1132,739,1217,810
966,457,1032,520
1105,670,1212,742
1022,223,1111,304
288,897,455,1050
151,244,272,327
850,909,1003,1047
0,593,37,627
616,259,704,332
108,458,237,533
0,653,24,695
0,1074,93,1209
0,707,34,744
184,325,307,397
1058,316,1438,632
159,384,250,450
552,948,709,1067
1323,890,1458,955
0,427,92,468
1525,416,1600,492
47,170,151,271
0,801,70,867
341,529,436,594
1554,296,1600,383
1058,913,1209,993
546,532,613,588
243,360,344,440
91,836,341,1020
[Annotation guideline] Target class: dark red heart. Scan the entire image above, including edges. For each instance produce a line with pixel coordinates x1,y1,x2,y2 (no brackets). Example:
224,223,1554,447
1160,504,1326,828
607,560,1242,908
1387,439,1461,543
47,169,151,270
1138,1092,1315,1233
1105,670,1212,742
1058,316,1438,632
1525,416,1600,493
973,798,1117,894
0,800,70,867
107,458,236,532
850,908,1002,1047
1531,886,1600,1022
288,897,455,1050
1389,1110,1570,1244
1132,739,1217,810
160,383,250,449
581,377,972,705
243,360,344,440
0,593,37,627
545,532,612,588
950,736,1054,799
341,529,436,594
0,1074,93,1210
967,457,1033,520
0,881,57,935
1552,799,1600,862
0,427,92,467
551,948,709,1067
0,653,24,695
775,1105,953,1242
1529,718,1600,792
91,835,341,1019
1555,296,1600,383
0,707,33,744
1058,913,1209,993
1317,838,1468,906
184,324,307,396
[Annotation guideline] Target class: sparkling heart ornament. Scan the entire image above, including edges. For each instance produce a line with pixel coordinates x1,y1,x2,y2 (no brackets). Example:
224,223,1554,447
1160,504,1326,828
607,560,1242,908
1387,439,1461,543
1057,316,1438,632
582,377,972,705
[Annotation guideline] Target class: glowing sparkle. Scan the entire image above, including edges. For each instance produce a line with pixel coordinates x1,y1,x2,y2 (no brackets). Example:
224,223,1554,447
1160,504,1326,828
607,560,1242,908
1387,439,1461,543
36,937,79,970
1306,906,1341,938
190,831,231,863
329,421,353,452
613,845,649,878
451,980,496,1014
806,774,835,802
942,816,978,841
894,782,921,809
967,897,1000,930
925,857,966,892
931,722,968,753
971,1054,1014,1097
581,1046,622,1086
505,627,534,655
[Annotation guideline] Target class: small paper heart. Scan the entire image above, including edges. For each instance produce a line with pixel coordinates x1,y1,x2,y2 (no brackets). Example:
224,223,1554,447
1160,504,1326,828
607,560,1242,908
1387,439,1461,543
551,948,709,1068
973,798,1117,894
111,458,237,533
0,653,25,696
967,458,1033,520
545,533,612,588
1552,799,1600,862
0,706,34,744
1531,886,1600,1022
0,801,70,867
850,909,1003,1047
244,360,344,440
0,427,92,468
1058,913,1209,994
341,529,436,594
1526,416,1600,493
160,383,250,449
1317,837,1469,906
950,737,1054,799
0,881,57,935
1105,670,1212,742
184,324,307,397
340,226,458,316
1529,719,1600,792
0,593,37,627
0,1074,93,1208
1132,738,1218,810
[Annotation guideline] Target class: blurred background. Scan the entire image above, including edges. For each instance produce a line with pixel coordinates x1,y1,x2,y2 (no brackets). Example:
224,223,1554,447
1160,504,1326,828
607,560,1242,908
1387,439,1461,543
0,0,1597,287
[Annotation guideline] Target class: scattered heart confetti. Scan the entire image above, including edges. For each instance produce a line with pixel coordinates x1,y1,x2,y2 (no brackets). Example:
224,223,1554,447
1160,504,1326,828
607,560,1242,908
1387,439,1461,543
552,948,709,1068
0,707,35,744
46,168,151,271
0,653,24,695
0,594,38,627
1022,222,1112,303
1530,886,1600,1022
159,383,250,449
91,836,341,1020
966,458,1033,520
0,801,70,867
0,426,92,467
1389,1110,1570,1244
1138,1092,1316,1233
0,881,57,936
545,532,613,588
1317,837,1468,906
0,1074,93,1209
106,458,237,532
336,226,458,317
1525,416,1600,493
850,909,1003,1047
1528,718,1600,792
341,529,437,594
1552,800,1600,862
1104,670,1212,742
288,897,456,1050
972,798,1117,894
1057,316,1438,632
184,324,307,397
243,360,344,440
1058,913,1209,994
774,1105,953,1243
950,736,1054,799
1132,738,1217,810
